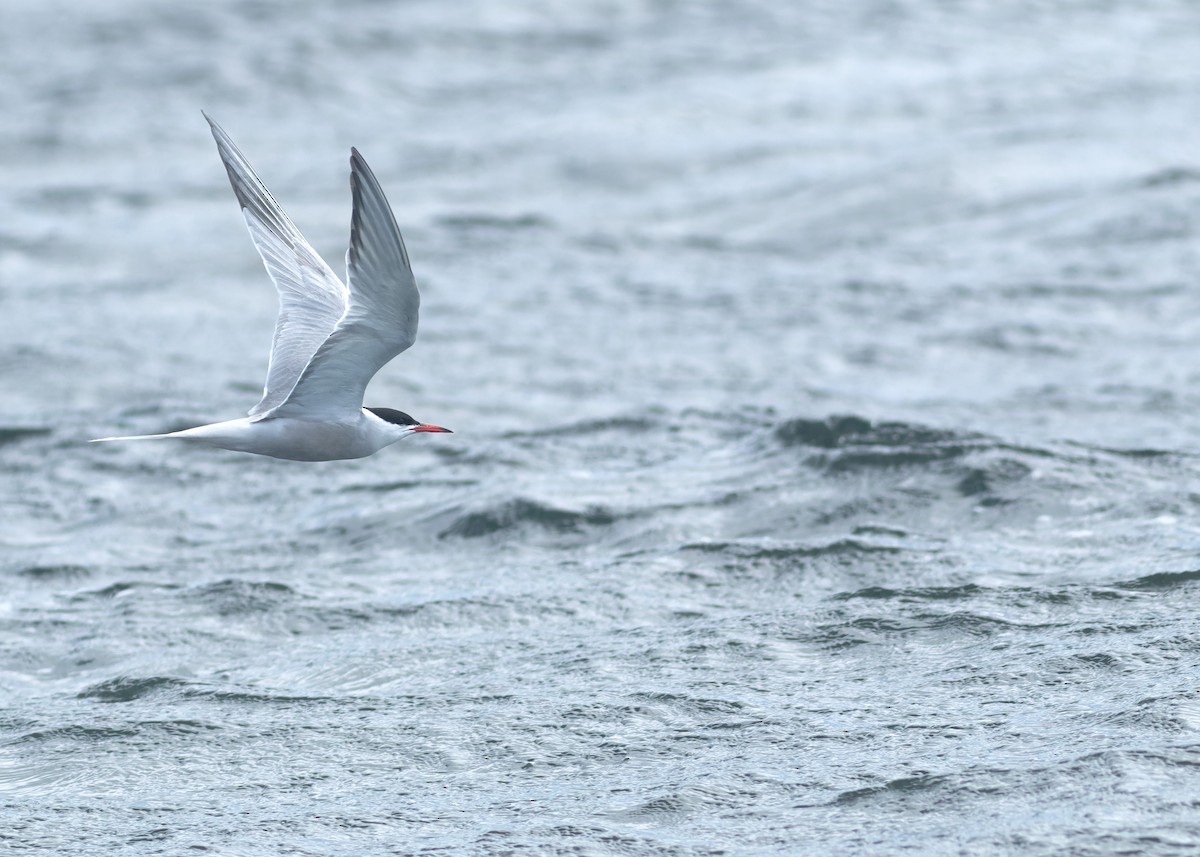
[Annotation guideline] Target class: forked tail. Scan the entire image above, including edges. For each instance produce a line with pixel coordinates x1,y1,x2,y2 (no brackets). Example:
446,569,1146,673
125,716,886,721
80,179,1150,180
89,432,182,443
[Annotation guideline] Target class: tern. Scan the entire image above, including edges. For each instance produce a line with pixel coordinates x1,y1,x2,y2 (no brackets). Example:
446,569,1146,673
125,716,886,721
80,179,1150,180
92,113,451,461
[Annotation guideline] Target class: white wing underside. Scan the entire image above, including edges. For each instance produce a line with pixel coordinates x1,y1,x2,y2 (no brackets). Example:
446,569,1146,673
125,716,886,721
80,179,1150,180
203,113,419,422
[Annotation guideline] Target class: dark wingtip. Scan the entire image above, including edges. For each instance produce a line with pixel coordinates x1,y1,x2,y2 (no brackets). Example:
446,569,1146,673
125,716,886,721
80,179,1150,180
350,148,378,180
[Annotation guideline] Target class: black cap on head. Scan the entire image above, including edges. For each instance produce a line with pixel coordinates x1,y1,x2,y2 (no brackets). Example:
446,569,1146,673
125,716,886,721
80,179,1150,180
366,407,420,427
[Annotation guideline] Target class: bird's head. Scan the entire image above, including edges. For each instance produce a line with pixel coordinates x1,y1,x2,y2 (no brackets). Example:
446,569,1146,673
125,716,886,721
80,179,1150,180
366,407,452,437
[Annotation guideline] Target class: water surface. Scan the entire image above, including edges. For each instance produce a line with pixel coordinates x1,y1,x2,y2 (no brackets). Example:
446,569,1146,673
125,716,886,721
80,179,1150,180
4,2,1200,854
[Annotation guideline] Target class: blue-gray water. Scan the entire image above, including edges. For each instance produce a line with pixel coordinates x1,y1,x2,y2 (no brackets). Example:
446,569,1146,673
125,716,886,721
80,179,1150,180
4,2,1200,854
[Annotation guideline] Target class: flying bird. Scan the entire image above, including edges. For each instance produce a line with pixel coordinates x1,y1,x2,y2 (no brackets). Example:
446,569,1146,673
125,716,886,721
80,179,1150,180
92,113,451,461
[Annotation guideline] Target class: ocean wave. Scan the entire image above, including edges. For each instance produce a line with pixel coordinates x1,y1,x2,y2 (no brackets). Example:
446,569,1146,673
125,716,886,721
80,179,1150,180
682,538,905,561
834,583,985,601
0,426,52,447
439,498,618,539
77,675,187,704
506,415,658,439
775,415,994,471
1113,569,1200,591
16,564,92,581
185,579,299,616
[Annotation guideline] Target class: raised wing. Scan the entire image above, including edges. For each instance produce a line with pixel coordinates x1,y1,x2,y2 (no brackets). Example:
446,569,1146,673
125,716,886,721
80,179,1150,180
270,148,420,420
203,112,349,419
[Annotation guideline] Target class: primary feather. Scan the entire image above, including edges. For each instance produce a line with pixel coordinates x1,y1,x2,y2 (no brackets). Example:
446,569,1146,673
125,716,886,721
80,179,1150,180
270,147,420,421
203,112,351,419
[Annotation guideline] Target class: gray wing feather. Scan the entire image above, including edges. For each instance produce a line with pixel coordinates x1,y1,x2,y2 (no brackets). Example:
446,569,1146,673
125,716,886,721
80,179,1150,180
270,148,420,419
202,112,349,419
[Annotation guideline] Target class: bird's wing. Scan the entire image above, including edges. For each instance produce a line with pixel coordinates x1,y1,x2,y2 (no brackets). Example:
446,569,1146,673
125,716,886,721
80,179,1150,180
203,112,350,419
268,148,419,421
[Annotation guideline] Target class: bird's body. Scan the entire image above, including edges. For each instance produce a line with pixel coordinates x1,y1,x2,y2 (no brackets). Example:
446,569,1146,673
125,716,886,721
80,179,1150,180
109,410,423,462
92,114,450,460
